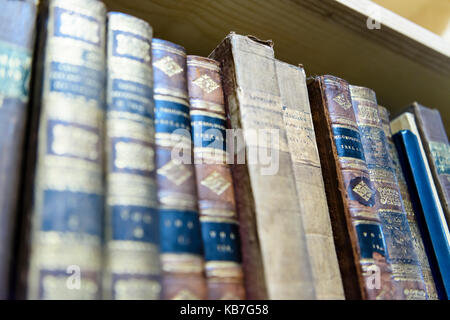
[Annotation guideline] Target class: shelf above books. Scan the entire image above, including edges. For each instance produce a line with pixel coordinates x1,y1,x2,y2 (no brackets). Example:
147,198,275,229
104,0,450,132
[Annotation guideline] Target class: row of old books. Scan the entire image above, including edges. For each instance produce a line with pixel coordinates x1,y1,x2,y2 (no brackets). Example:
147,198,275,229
0,0,448,300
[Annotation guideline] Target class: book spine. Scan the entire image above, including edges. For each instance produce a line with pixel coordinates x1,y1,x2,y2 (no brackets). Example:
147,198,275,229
275,61,344,300
411,104,450,228
393,129,450,299
210,34,316,300
378,106,438,299
0,0,38,299
186,55,246,300
152,39,207,300
308,75,395,300
104,12,160,300
350,86,428,299
27,0,106,299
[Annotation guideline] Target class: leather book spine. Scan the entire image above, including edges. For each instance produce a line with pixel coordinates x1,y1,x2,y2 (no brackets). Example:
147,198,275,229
275,61,344,300
350,86,427,299
378,106,438,299
152,39,207,300
393,129,450,300
410,103,450,228
186,55,245,300
104,12,160,300
308,75,395,300
26,0,106,299
0,0,38,299
210,33,316,300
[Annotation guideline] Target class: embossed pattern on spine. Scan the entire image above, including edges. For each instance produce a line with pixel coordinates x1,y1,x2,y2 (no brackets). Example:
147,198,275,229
152,39,207,300
210,34,315,300
350,86,428,300
104,12,160,300
308,76,395,300
187,55,245,300
0,0,37,299
27,0,106,299
379,106,438,299
276,62,344,300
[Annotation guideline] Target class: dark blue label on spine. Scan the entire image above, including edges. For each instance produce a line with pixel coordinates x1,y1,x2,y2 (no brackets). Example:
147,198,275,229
359,126,391,169
333,126,366,161
201,222,241,262
160,209,203,255
111,79,153,118
111,206,158,244
356,223,388,260
155,99,191,133
191,114,226,151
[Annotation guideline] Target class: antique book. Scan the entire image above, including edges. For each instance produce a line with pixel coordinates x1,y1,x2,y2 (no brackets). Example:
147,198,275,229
23,0,107,299
409,103,450,228
0,0,38,299
391,113,450,300
275,61,344,300
350,85,428,299
378,106,438,299
152,39,207,300
104,12,160,300
308,75,395,300
186,55,245,300
210,33,316,300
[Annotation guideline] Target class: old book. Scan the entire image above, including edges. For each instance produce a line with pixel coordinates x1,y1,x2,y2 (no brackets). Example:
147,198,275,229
186,55,245,300
275,61,344,300
0,0,38,299
378,106,438,299
409,103,450,228
308,75,395,300
210,33,316,300
104,12,160,300
24,0,107,299
391,113,450,300
152,39,207,300
350,86,428,299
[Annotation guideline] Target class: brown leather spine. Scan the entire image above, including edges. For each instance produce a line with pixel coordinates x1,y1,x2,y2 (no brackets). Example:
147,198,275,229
187,55,246,300
152,39,207,300
379,106,438,299
308,75,396,300
410,103,450,228
350,85,428,300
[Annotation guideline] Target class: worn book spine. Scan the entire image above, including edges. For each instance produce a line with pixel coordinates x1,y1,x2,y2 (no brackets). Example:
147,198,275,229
275,62,344,300
25,0,106,299
186,55,245,300
409,103,450,228
308,75,395,300
0,0,38,299
350,86,427,300
104,12,160,300
378,106,438,299
152,39,207,300
393,129,450,300
210,33,316,300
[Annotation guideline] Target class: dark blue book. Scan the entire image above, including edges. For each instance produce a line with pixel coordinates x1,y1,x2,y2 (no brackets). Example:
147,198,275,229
393,129,450,300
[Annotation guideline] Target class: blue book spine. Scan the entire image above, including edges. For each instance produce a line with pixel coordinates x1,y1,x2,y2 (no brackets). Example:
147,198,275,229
104,12,160,300
27,0,106,300
393,129,450,300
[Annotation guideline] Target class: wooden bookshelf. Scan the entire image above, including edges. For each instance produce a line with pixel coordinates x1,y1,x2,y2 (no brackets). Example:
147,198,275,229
104,0,450,132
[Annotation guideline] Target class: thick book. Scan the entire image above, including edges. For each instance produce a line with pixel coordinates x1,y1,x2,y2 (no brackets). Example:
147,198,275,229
210,33,316,300
152,39,207,300
409,103,450,228
308,75,395,300
350,85,428,299
391,113,450,300
104,12,160,300
186,55,245,300
24,0,107,299
378,106,438,299
0,0,38,299
275,61,344,300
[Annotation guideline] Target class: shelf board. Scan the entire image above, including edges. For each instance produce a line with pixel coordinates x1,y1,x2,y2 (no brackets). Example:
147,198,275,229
104,0,450,132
